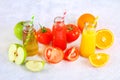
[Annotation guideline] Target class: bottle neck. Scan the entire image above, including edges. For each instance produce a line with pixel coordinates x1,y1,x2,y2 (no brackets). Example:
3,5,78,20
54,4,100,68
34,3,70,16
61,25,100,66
54,16,64,23
23,21,34,33
84,22,96,31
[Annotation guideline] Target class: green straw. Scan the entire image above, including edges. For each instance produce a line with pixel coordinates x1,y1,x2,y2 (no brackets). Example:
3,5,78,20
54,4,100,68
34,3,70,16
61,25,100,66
24,16,35,45
30,16,34,26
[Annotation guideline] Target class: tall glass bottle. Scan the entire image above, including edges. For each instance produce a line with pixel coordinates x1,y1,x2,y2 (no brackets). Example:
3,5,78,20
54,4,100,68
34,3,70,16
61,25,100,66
23,21,39,56
52,16,67,50
80,23,96,57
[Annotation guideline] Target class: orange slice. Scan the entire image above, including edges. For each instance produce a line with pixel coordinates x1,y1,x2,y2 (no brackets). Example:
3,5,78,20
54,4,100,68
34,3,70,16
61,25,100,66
96,29,114,49
77,13,96,31
89,53,109,67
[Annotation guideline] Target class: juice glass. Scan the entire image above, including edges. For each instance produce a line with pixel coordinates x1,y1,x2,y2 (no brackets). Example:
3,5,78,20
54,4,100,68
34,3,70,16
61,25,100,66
52,16,67,50
80,23,96,58
23,21,39,56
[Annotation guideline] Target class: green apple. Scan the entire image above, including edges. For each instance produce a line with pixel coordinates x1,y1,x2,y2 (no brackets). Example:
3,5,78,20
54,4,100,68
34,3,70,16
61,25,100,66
8,43,27,64
25,60,45,72
14,21,25,40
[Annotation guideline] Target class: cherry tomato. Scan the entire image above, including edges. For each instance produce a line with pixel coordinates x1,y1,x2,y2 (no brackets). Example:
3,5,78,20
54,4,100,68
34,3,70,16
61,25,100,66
44,46,64,64
36,26,52,45
64,47,79,61
66,24,81,43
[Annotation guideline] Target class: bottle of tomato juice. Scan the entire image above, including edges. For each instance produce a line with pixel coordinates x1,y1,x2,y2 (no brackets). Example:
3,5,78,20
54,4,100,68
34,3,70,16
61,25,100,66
52,16,67,50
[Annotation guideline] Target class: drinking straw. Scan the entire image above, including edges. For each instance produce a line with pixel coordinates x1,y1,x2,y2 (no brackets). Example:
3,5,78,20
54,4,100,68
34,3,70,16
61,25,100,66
30,16,34,26
92,16,99,28
62,10,67,20
24,16,34,45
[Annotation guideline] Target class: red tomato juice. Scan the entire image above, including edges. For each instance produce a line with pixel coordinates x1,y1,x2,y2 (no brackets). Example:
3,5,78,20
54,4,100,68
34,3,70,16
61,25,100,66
52,16,67,50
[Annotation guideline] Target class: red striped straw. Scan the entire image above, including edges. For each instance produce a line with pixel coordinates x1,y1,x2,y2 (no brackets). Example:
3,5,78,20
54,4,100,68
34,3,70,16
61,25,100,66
62,11,67,20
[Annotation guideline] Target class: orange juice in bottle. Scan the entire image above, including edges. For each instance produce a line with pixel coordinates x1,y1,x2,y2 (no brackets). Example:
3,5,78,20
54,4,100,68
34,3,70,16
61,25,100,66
80,23,96,58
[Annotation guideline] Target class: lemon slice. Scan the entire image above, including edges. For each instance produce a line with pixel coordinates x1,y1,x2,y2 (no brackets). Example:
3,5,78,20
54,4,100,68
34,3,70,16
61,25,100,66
25,60,45,72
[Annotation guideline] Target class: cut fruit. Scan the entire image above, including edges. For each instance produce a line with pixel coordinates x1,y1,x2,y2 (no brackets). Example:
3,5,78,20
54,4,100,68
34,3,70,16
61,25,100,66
77,13,96,31
44,46,64,64
89,53,109,67
64,47,79,61
8,43,27,64
25,60,45,72
96,29,114,49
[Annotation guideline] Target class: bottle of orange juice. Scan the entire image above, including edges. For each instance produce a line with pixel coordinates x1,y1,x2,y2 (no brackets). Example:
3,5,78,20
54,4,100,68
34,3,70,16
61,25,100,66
80,23,96,58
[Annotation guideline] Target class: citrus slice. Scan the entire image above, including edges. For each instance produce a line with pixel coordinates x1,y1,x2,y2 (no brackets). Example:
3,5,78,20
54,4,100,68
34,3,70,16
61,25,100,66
96,29,114,49
77,13,96,31
89,53,109,67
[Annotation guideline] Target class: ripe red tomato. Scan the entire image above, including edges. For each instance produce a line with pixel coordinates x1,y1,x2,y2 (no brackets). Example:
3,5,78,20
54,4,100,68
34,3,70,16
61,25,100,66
44,46,64,64
36,26,52,45
64,47,79,61
66,24,81,43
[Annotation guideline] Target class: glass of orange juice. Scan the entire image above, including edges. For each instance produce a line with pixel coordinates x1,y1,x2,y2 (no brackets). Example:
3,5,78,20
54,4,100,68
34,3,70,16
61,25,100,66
80,23,96,58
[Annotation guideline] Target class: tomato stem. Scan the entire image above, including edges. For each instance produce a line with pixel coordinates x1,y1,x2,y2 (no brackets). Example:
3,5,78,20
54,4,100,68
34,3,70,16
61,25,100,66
39,24,47,33
68,26,73,31
42,27,47,33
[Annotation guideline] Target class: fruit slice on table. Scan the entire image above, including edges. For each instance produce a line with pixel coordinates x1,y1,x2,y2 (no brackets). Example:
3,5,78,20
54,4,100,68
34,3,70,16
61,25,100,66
77,13,96,31
96,29,114,49
89,53,109,67
8,44,27,64
25,60,45,72
44,46,64,64
64,47,79,61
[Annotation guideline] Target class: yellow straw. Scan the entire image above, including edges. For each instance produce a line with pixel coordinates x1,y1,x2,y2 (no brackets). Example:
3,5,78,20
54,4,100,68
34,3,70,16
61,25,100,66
92,16,99,28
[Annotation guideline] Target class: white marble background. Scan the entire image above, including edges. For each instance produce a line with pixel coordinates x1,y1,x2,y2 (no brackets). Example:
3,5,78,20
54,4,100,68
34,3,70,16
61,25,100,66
0,0,120,80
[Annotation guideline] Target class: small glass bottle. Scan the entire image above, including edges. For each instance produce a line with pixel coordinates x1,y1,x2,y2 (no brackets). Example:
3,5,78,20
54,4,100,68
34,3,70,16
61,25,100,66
80,23,96,57
23,21,39,56
52,16,67,50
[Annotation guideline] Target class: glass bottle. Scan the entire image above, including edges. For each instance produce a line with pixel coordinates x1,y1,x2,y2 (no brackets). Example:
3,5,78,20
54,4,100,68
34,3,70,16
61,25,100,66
52,16,67,50
80,23,96,57
23,21,39,56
